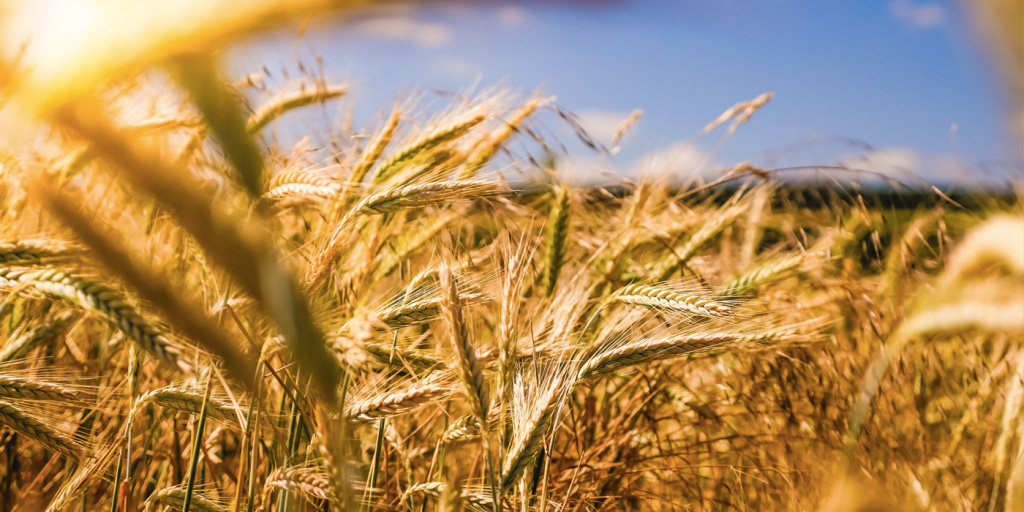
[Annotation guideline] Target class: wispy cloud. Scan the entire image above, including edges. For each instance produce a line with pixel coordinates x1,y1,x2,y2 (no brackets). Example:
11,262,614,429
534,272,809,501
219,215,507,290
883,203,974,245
351,16,451,47
888,0,945,29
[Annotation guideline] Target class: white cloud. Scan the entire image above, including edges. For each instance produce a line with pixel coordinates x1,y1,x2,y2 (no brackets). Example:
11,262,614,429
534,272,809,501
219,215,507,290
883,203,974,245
630,142,713,179
496,6,529,27
839,148,1013,187
558,141,716,186
889,0,945,29
434,57,480,80
352,16,451,47
575,109,636,146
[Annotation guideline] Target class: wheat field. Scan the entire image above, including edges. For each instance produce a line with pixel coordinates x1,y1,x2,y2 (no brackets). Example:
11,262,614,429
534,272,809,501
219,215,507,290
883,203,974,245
0,1,1021,511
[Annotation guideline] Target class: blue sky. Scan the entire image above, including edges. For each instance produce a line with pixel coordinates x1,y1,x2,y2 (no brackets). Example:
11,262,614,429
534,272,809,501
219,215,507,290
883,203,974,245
228,0,1018,186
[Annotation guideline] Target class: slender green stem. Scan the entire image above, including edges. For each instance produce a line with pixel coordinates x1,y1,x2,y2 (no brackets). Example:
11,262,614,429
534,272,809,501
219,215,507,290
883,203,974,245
182,375,212,512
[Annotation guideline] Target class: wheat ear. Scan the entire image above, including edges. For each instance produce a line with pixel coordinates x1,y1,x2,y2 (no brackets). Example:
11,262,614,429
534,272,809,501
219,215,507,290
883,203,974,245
541,186,570,295
0,376,83,402
134,386,242,427
374,210,459,280
576,330,795,382
0,311,75,362
0,267,184,371
246,83,348,133
346,378,451,424
460,98,543,179
142,485,229,512
611,283,732,317
0,399,82,460
500,379,563,491
439,264,489,424
376,292,484,329
262,171,341,204
354,180,503,216
372,113,486,184
259,466,336,510
719,252,804,297
653,204,745,281
400,482,448,503
0,240,73,265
